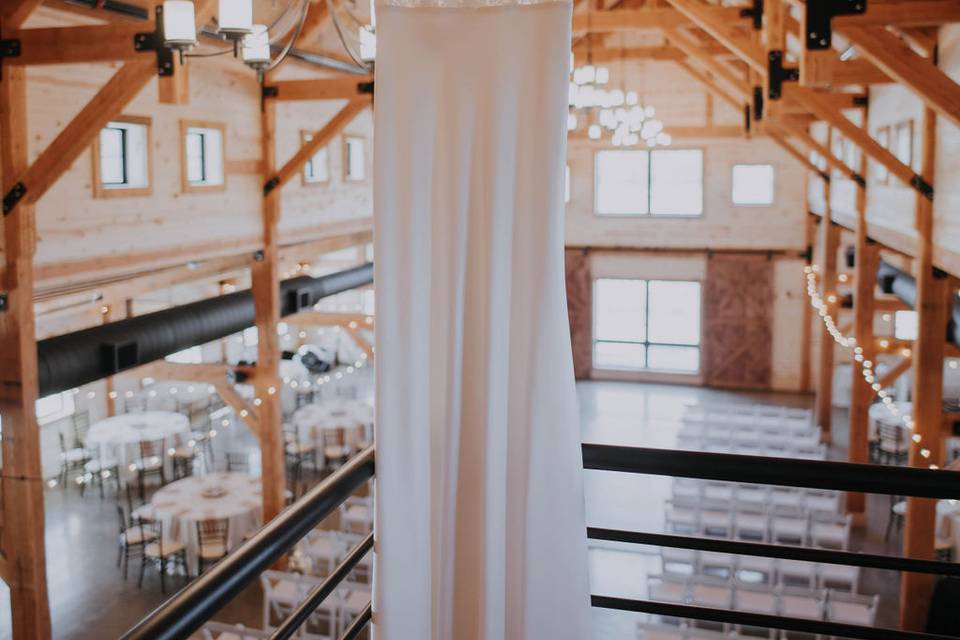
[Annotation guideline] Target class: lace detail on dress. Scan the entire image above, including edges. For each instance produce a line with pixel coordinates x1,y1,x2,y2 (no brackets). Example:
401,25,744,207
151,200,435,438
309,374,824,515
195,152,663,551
378,0,567,7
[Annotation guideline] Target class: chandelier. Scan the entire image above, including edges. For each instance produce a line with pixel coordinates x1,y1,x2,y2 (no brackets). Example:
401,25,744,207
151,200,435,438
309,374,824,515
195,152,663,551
568,49,671,148
157,0,375,79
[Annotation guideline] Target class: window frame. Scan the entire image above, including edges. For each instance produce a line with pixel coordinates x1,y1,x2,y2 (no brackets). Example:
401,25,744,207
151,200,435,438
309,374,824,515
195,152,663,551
593,147,704,218
179,119,226,193
343,134,368,183
731,163,776,207
591,276,703,375
91,114,153,198
301,129,331,186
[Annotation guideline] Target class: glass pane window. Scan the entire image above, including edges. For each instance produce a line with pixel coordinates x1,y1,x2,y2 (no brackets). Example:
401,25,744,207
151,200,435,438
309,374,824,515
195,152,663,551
98,120,149,190
345,137,366,181
894,310,919,341
99,127,126,185
732,164,775,206
593,277,702,373
595,150,649,215
185,126,224,186
650,149,703,215
304,135,330,183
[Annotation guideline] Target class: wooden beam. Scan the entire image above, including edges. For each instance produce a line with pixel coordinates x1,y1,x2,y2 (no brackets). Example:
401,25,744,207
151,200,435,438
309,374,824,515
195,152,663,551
269,97,370,192
7,24,149,65
878,356,913,389
8,58,157,212
815,127,841,443
835,0,960,27
254,92,286,525
267,76,373,102
572,6,745,32
777,117,859,179
676,59,744,112
664,0,766,74
294,1,329,48
0,61,52,640
901,104,948,631
842,25,960,130
2,0,47,27
288,311,375,327
766,126,828,177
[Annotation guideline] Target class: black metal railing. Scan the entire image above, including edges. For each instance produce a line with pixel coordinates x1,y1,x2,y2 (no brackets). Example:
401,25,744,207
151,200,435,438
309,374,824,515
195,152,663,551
124,443,960,640
584,444,960,640
121,446,375,640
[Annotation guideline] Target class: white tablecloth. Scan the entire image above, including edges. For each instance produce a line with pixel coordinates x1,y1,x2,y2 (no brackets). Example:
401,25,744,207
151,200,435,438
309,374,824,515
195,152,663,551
291,400,374,448
86,411,190,475
151,472,262,575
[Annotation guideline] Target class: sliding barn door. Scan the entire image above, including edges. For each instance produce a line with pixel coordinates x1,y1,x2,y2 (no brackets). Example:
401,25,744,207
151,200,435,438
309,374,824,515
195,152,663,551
702,253,774,389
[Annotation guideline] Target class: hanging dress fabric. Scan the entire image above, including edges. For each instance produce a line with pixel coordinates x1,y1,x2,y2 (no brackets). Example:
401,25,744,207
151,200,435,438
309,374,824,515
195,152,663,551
372,2,591,638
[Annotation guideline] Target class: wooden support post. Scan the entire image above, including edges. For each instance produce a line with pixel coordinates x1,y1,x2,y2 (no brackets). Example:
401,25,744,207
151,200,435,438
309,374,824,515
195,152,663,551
0,61,52,640
253,94,286,524
901,106,949,631
815,147,840,443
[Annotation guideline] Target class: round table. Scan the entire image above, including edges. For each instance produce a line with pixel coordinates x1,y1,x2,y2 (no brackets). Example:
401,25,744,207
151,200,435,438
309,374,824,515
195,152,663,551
86,411,190,476
292,400,373,449
151,472,262,575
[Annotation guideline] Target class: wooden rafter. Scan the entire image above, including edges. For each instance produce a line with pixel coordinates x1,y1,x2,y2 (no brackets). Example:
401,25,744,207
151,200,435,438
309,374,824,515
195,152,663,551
1,0,47,28
266,75,374,102
268,97,371,192
842,25,960,129
7,24,149,65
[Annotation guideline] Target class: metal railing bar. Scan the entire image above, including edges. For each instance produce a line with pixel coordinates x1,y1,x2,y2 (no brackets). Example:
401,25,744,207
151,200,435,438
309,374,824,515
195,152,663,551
338,603,372,640
270,532,374,640
121,447,375,640
591,596,956,640
588,528,960,577
582,444,960,499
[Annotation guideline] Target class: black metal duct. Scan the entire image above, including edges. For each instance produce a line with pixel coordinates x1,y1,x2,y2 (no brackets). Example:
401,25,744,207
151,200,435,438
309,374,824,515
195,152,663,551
37,263,373,396
875,259,960,349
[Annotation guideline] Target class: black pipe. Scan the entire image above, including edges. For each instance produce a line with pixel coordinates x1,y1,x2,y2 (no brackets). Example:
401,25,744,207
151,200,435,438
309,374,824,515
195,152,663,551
37,263,373,396
582,444,960,499
122,447,375,640
874,258,960,349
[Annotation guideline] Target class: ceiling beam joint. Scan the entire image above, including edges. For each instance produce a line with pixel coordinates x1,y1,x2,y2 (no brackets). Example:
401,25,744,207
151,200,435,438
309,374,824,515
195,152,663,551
133,6,174,77
805,0,867,50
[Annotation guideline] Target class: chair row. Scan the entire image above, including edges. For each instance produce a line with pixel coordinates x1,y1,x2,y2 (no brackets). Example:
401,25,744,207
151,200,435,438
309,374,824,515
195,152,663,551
660,547,861,593
647,574,879,627
260,570,370,639
671,482,841,516
677,425,820,449
678,419,818,440
683,404,812,420
665,501,852,550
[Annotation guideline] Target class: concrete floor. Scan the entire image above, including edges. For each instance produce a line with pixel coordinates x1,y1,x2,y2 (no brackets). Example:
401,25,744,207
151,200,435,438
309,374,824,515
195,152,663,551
0,380,907,639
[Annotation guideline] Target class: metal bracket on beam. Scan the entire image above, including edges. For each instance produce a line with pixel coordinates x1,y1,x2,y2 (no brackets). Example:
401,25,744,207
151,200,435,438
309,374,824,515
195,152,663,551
752,86,764,121
852,94,869,108
805,0,867,51
262,85,279,99
357,81,374,95
263,176,280,196
0,37,21,80
911,175,935,201
133,6,174,77
2,182,26,216
0,294,7,312
851,173,866,188
744,104,751,134
767,50,799,100
739,0,763,31
819,171,831,183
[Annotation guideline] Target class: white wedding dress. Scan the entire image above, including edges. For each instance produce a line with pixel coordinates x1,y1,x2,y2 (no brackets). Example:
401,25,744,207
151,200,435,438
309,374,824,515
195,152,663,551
372,1,592,638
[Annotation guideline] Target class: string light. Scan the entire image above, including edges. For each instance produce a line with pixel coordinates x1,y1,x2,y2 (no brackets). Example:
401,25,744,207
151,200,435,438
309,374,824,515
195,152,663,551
805,265,939,469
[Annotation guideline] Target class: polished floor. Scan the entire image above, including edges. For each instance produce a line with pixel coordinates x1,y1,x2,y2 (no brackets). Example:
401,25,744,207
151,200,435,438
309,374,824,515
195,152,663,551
0,380,905,639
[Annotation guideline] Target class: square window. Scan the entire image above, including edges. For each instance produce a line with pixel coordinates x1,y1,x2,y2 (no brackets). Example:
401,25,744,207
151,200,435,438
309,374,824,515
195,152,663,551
181,121,225,191
93,116,151,197
732,164,775,206
344,136,366,182
593,277,701,374
302,131,331,184
595,150,649,215
650,149,703,216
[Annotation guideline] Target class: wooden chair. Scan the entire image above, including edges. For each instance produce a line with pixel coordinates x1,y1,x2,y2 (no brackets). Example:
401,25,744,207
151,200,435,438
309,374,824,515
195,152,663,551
82,447,120,499
171,433,198,480
133,438,167,500
321,428,351,472
196,518,230,575
877,422,909,465
139,520,187,594
57,429,91,488
116,504,155,580
124,482,156,525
